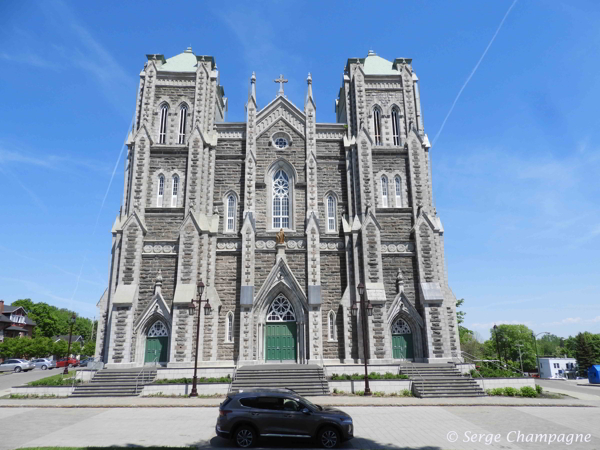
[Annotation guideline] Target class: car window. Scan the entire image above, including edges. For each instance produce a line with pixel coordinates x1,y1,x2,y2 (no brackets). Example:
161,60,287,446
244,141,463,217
6,360,17,364
239,397,258,408
282,398,301,411
255,397,283,411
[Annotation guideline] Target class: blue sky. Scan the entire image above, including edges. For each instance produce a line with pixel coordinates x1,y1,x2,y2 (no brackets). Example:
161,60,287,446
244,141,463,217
0,1,599,340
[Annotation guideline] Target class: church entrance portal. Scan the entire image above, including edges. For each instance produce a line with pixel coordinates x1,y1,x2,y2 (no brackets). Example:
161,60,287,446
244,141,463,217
145,321,168,364
391,318,414,360
265,294,297,361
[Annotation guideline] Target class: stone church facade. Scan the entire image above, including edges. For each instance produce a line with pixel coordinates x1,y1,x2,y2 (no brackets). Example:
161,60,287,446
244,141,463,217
95,48,461,368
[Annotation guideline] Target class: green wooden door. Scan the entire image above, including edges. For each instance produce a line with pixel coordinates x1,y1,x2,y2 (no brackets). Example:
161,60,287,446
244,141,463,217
392,334,414,359
265,323,297,361
145,336,168,363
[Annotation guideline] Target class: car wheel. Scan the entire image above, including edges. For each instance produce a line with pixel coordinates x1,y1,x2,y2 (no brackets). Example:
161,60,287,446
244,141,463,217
234,425,256,448
68,363,73,368
41,365,47,370
318,427,340,449
14,367,22,373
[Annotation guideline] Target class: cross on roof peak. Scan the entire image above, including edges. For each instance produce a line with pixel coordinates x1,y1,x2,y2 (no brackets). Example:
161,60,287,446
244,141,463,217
274,74,288,97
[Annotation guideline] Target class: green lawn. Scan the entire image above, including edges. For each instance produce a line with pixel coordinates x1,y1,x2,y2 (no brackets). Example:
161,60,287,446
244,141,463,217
27,370,80,386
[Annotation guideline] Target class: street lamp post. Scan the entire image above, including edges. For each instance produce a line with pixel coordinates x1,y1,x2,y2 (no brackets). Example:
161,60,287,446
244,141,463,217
64,313,76,375
188,281,212,397
493,325,502,363
352,283,374,396
515,344,524,373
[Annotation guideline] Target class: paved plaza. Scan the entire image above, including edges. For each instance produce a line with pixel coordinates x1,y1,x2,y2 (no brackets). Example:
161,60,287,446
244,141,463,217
0,404,598,450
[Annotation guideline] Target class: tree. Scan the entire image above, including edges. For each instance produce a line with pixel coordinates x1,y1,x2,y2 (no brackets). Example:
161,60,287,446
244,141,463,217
52,340,68,359
575,332,600,376
82,340,96,357
30,303,60,338
456,298,475,344
71,342,82,357
487,324,537,372
28,337,52,358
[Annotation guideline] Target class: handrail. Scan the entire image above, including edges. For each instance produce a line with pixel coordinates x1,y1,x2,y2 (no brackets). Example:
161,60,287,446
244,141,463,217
399,362,424,396
135,356,158,392
453,353,486,393
228,360,239,394
462,351,526,377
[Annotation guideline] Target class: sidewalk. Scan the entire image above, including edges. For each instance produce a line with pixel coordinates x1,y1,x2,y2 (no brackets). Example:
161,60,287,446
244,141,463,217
0,393,597,408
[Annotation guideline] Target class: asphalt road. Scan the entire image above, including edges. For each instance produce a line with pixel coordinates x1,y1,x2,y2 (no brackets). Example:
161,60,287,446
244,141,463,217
0,367,72,392
1,405,598,450
536,379,600,398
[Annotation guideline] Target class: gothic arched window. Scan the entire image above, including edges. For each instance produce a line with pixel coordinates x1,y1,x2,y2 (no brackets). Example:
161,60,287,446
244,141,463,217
157,175,165,207
391,107,401,146
226,194,236,232
178,105,187,144
272,170,290,229
395,176,402,207
226,311,234,343
148,321,169,337
381,175,388,207
391,318,411,335
159,104,168,144
373,107,382,146
327,195,336,232
171,175,179,207
267,294,296,322
328,310,336,341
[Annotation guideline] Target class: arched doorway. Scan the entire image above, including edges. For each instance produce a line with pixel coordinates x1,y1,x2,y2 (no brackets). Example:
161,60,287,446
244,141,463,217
391,317,414,360
145,321,169,364
265,294,297,361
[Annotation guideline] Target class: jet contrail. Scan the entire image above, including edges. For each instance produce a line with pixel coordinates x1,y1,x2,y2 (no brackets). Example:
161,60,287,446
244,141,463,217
69,113,133,308
432,0,518,147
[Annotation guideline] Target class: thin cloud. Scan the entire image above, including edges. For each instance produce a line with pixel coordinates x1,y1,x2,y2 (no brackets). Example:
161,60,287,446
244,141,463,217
432,0,519,146
0,146,111,175
470,320,534,330
0,51,59,70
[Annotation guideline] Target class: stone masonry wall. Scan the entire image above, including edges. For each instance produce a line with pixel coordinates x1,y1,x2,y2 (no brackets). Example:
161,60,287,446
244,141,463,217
214,158,245,235
136,256,177,321
320,252,346,360
377,213,412,241
317,160,347,236
215,254,241,361
382,255,419,309
145,212,184,240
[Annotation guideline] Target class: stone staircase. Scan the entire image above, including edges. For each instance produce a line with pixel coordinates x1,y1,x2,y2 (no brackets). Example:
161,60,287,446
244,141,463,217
400,363,485,398
230,364,329,396
70,368,157,397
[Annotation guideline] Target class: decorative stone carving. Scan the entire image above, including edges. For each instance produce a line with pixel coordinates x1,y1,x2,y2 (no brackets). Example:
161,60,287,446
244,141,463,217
381,242,415,253
143,243,178,254
276,228,285,244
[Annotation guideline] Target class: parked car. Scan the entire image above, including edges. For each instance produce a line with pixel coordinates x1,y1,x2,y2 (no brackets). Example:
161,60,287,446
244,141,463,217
216,388,353,448
0,359,35,373
31,358,56,370
79,357,95,367
55,358,79,368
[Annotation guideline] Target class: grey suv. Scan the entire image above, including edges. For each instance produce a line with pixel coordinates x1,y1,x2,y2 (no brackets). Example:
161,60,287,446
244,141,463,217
216,389,353,448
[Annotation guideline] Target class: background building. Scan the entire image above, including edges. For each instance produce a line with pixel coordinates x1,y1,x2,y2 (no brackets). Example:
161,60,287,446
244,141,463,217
0,300,36,341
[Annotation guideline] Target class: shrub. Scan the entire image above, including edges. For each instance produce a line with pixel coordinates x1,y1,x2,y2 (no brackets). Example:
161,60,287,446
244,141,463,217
486,388,505,396
330,372,408,381
355,390,364,396
504,387,517,397
332,388,338,394
373,391,385,397
519,386,538,398
154,376,231,384
535,384,543,394
401,389,412,397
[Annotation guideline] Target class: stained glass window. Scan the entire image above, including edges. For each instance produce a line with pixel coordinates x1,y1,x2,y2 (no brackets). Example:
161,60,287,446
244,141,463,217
267,294,296,322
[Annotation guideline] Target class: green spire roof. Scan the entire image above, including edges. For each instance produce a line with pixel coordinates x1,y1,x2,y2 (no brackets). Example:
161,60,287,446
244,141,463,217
362,50,398,75
158,47,197,72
